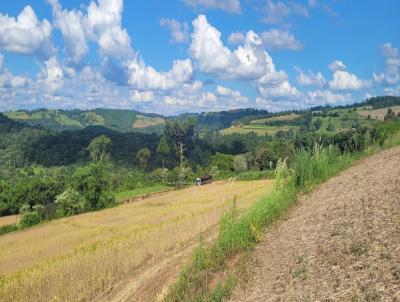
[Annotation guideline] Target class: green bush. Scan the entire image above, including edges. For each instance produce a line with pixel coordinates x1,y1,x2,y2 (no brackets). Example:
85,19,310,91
72,163,115,210
209,153,234,173
0,223,18,235
20,211,42,228
55,189,86,217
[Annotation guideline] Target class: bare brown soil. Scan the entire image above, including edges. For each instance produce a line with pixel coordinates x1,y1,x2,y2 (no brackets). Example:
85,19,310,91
230,147,400,301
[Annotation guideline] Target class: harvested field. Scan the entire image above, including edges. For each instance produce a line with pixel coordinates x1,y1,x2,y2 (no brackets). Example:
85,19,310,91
0,180,273,302
230,147,400,301
0,215,18,227
358,106,400,120
250,113,300,124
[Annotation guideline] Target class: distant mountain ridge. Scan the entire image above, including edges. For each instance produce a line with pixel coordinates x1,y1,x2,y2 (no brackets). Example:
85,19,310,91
3,96,400,133
3,108,272,133
4,108,166,133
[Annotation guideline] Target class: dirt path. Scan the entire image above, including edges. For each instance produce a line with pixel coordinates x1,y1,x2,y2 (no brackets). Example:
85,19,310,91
102,229,218,302
230,147,400,301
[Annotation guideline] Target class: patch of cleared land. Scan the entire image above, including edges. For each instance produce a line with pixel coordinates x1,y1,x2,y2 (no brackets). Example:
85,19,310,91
220,125,298,136
250,113,300,124
0,215,19,227
0,179,273,302
230,147,400,301
132,115,165,128
357,106,400,120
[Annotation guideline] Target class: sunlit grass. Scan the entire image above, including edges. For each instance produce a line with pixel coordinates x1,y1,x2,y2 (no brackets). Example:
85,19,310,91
0,180,273,302
115,184,172,202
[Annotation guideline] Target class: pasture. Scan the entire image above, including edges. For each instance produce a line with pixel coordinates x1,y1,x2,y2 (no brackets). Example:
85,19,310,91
220,124,298,136
0,179,273,302
357,106,400,120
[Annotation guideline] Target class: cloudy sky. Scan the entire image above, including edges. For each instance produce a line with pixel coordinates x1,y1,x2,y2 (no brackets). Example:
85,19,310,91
0,0,399,114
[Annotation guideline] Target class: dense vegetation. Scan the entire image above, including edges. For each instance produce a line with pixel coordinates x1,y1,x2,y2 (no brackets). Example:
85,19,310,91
1,96,400,234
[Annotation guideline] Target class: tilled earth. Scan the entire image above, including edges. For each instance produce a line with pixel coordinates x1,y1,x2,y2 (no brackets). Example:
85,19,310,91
230,147,400,302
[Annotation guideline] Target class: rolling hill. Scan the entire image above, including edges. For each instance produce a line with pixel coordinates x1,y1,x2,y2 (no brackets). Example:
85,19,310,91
4,108,166,133
4,108,271,134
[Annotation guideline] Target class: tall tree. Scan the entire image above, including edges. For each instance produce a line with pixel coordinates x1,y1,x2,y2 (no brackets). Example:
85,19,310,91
136,148,151,172
157,136,170,169
164,118,196,173
87,135,111,163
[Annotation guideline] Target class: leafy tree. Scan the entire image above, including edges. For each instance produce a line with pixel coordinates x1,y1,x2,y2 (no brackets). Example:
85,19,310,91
384,108,397,122
157,136,170,169
137,148,151,172
233,154,248,172
87,135,112,163
209,152,234,173
164,118,196,172
313,118,323,130
55,189,86,216
72,164,115,210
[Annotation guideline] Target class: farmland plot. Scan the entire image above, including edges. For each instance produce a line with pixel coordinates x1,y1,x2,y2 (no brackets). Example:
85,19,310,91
0,179,273,302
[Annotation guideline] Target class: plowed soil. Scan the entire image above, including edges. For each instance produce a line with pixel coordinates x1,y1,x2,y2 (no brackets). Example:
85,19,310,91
230,147,400,301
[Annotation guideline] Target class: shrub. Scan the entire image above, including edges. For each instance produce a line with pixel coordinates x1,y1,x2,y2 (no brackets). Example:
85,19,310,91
233,154,248,172
20,211,42,228
209,153,234,173
72,163,115,210
0,223,18,235
55,189,86,216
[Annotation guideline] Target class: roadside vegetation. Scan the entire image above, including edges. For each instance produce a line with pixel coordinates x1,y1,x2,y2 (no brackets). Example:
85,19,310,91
164,118,400,302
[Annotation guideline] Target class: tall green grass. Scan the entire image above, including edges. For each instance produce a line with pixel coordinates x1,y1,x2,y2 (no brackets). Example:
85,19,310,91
164,145,358,302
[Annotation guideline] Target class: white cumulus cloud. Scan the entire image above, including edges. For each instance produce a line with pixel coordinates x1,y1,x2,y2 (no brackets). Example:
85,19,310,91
375,43,400,85
295,67,326,87
260,29,303,51
306,90,351,105
126,58,194,91
47,0,88,64
0,6,54,59
190,15,276,81
84,0,133,59
160,18,190,44
328,60,346,72
329,70,364,90
229,29,303,51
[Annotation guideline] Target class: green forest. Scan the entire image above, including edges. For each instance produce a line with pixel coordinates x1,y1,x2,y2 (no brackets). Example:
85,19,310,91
1,96,400,232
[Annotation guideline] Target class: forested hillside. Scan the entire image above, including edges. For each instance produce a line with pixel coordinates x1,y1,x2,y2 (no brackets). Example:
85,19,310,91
1,96,400,231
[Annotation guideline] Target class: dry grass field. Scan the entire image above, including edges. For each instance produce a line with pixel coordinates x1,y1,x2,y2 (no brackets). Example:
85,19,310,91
220,125,298,136
0,179,273,302
0,215,18,227
357,106,400,120
132,115,165,128
249,113,300,124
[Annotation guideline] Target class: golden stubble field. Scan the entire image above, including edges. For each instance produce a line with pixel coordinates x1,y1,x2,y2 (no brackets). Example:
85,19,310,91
0,215,18,227
0,179,273,302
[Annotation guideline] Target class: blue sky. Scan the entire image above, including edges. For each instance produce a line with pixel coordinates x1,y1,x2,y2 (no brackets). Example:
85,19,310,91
0,0,399,114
